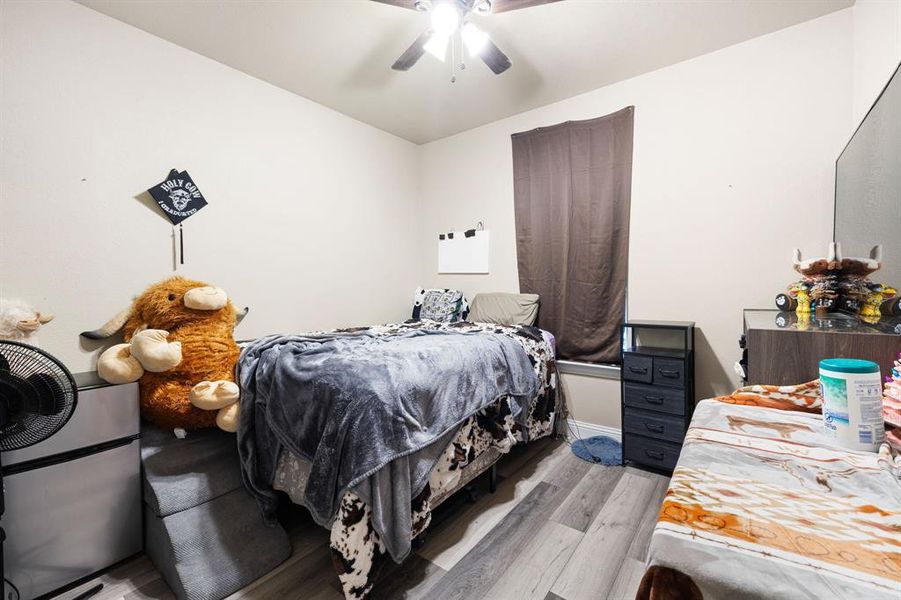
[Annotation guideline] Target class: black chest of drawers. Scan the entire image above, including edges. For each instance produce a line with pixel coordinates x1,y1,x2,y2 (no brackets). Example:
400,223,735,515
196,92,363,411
620,320,695,474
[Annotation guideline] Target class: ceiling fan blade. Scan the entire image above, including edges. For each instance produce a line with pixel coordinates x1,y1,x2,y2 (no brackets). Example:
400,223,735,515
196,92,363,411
489,0,562,13
392,30,433,71
479,39,511,74
371,0,424,11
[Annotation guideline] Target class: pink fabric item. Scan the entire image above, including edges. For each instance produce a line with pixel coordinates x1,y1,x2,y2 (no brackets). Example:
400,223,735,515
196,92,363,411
541,330,556,358
884,375,901,428
886,427,901,453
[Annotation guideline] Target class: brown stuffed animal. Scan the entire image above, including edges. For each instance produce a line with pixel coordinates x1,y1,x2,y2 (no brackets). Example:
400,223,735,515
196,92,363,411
82,277,247,431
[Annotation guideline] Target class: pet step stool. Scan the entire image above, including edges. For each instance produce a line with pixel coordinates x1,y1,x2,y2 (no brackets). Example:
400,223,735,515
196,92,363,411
141,424,291,600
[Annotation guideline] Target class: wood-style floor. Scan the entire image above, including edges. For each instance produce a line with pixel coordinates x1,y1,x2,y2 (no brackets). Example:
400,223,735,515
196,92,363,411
53,438,669,600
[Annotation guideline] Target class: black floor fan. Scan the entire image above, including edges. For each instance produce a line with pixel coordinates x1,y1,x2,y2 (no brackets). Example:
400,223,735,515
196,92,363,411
0,341,83,600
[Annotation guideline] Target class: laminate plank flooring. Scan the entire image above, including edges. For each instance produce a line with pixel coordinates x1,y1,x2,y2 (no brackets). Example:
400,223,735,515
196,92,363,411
549,471,662,600
369,554,447,600
626,478,670,563
607,558,649,600
51,439,669,600
481,520,583,600
417,474,541,570
550,465,625,532
426,482,562,600
54,557,163,600
122,578,175,600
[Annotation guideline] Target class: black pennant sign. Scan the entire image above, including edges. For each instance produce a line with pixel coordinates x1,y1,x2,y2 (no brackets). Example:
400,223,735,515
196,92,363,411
148,169,208,225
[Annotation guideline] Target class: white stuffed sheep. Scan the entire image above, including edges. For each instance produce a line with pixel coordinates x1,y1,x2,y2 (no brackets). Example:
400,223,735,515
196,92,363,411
0,299,54,347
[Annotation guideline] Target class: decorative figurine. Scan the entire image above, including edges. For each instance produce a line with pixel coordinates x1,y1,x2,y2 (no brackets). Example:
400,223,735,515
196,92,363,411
774,292,797,311
810,275,840,317
776,243,895,320
861,283,898,322
790,282,811,314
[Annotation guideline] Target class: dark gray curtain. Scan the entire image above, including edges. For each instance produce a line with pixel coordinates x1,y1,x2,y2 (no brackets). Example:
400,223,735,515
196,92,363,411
512,107,633,364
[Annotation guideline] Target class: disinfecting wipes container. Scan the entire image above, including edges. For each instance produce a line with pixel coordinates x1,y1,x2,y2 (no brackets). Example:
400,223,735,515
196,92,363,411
819,358,884,452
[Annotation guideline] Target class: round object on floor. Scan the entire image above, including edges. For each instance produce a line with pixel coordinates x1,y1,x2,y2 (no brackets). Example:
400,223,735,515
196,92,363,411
571,435,622,466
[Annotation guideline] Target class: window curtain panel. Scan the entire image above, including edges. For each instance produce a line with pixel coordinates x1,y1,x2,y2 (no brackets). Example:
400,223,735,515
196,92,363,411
512,107,633,363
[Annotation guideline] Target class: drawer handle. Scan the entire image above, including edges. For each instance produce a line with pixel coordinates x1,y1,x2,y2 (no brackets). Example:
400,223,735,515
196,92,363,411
658,369,680,378
644,395,664,405
644,423,665,433
629,366,648,374
644,449,665,460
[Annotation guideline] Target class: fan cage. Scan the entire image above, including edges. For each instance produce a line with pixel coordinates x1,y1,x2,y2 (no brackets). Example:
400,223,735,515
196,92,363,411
0,341,77,451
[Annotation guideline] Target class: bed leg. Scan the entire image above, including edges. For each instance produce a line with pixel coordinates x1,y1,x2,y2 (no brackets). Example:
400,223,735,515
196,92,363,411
488,464,497,494
464,485,478,503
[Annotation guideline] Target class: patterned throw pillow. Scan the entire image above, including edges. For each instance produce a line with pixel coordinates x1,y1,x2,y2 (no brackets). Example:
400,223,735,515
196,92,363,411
411,288,470,322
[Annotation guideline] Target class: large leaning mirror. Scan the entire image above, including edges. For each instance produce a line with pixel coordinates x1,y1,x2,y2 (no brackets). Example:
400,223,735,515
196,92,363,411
835,61,901,288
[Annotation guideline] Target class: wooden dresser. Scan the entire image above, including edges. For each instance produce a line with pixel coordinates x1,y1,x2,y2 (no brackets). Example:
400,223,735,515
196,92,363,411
620,320,695,474
742,309,901,385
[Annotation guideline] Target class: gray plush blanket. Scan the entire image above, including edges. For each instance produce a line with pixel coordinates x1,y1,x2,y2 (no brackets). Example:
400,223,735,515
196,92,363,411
236,326,539,561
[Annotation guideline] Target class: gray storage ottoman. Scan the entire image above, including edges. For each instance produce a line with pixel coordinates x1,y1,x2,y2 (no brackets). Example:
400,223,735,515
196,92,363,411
141,424,291,600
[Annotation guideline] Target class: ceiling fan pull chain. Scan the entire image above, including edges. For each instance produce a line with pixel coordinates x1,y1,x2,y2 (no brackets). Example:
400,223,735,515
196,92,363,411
459,29,466,71
450,34,457,83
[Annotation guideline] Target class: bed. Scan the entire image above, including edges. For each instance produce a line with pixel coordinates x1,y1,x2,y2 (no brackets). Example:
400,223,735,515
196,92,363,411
236,319,562,599
638,398,901,600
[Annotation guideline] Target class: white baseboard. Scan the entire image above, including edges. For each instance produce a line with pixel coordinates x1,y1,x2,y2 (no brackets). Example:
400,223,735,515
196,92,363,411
566,418,621,442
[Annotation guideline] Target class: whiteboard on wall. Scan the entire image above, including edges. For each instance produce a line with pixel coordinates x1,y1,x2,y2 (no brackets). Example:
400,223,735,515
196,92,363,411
438,230,490,273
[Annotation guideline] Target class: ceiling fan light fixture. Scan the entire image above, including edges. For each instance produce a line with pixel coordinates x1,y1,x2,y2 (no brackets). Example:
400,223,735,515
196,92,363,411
424,32,449,61
462,22,489,55
430,2,460,37
413,0,431,11
474,0,492,14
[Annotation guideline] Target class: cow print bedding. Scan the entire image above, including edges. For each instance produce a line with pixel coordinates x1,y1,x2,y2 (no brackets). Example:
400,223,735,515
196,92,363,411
271,320,561,599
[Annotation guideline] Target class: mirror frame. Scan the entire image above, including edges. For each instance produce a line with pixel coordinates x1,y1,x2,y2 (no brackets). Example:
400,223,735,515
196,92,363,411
833,60,901,241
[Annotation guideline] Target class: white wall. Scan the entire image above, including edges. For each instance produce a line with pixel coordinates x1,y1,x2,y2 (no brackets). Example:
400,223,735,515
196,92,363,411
3,2,892,429
0,0,421,372
418,10,855,428
852,0,901,123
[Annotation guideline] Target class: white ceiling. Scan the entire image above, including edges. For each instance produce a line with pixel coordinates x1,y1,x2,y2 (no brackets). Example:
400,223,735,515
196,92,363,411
75,0,853,144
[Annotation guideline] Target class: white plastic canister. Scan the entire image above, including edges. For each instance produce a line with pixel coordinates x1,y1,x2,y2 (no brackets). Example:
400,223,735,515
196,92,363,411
819,358,884,452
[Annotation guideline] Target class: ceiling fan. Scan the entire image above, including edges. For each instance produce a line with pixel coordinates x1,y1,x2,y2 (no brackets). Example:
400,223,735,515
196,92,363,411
375,0,561,76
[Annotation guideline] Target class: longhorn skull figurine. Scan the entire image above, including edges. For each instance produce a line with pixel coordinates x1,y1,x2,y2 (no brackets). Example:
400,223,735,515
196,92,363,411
781,243,891,318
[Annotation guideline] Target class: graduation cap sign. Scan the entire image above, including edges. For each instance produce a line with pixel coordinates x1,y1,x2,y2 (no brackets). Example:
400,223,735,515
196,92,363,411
148,169,208,225
148,169,209,266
